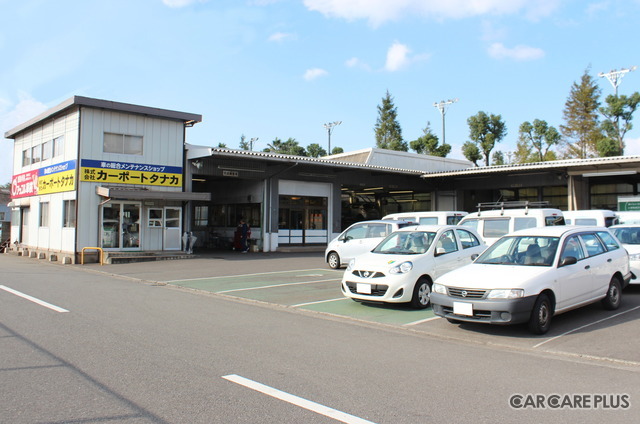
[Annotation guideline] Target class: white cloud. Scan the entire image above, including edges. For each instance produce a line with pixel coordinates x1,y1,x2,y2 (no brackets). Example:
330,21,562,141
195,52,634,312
487,42,545,61
345,57,371,71
303,0,561,26
162,0,202,8
268,32,294,42
385,42,411,72
625,137,640,155
384,42,429,72
304,68,329,81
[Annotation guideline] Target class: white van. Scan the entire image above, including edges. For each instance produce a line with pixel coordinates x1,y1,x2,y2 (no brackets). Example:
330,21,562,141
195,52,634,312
458,205,564,245
614,211,640,225
563,210,618,227
382,211,468,225
325,220,416,269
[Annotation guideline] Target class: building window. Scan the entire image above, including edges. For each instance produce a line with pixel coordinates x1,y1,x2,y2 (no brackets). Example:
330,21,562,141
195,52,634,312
53,136,64,157
31,146,41,164
104,132,143,155
63,200,76,228
148,208,163,227
42,140,53,161
39,202,49,227
22,148,31,167
194,206,208,227
0,212,5,221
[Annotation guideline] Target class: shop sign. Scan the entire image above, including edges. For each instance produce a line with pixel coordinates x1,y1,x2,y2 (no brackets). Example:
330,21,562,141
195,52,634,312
80,159,182,187
11,160,77,199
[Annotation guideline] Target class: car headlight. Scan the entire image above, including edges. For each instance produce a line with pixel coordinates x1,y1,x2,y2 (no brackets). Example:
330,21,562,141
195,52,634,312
432,283,447,295
487,289,525,299
629,253,640,261
346,259,356,271
389,261,413,274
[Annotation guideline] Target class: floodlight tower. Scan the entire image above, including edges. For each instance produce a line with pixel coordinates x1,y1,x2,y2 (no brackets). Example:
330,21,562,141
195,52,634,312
323,121,342,153
598,66,637,95
249,137,258,151
433,98,458,146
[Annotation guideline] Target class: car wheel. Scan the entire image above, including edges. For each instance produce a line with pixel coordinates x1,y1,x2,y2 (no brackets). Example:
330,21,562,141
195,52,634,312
410,277,431,309
327,252,341,269
528,293,552,335
602,277,622,310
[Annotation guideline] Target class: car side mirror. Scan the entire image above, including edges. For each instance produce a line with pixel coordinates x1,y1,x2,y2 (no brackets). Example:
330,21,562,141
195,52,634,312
471,253,479,261
560,256,577,267
435,247,446,256
343,236,352,243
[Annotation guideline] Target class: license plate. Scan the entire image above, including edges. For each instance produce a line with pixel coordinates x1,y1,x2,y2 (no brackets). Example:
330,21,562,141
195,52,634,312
453,301,473,316
357,283,372,294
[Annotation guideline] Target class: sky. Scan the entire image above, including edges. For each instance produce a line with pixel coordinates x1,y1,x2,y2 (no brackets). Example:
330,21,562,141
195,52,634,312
1,0,640,185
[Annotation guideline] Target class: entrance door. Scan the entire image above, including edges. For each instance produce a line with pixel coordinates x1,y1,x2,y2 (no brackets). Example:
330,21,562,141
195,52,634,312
163,207,182,250
20,207,30,244
101,202,141,250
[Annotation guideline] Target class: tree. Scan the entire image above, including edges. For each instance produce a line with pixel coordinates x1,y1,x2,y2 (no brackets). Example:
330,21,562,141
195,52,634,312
265,137,306,156
331,146,344,155
306,143,327,158
374,90,407,151
599,92,640,156
239,134,250,150
410,123,450,157
465,111,507,166
518,119,560,162
492,151,506,165
559,68,602,158
217,142,227,148
461,141,482,166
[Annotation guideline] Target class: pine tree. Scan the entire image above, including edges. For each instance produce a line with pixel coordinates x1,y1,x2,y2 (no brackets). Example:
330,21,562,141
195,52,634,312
410,123,450,157
599,92,640,155
559,68,602,158
374,91,407,151
518,119,560,162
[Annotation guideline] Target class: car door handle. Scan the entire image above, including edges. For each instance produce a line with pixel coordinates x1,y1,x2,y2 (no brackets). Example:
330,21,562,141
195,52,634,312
585,265,591,270
607,258,612,263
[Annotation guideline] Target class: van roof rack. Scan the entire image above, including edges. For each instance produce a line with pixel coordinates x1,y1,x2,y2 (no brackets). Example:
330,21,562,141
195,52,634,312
476,201,550,215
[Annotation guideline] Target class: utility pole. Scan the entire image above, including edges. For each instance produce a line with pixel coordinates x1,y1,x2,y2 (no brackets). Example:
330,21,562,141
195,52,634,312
598,67,637,95
323,121,342,153
249,137,258,151
433,99,458,147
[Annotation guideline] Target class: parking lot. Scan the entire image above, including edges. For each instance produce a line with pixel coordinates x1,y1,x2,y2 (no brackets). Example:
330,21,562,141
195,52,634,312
94,251,640,369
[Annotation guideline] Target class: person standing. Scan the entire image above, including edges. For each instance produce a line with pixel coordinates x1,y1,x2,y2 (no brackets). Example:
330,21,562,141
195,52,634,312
239,218,250,253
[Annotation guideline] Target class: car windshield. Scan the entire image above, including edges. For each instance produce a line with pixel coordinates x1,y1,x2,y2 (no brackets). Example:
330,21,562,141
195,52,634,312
475,236,560,266
612,227,640,245
373,231,437,255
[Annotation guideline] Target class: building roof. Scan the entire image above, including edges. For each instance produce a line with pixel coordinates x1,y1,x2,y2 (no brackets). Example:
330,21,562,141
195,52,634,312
326,147,472,172
4,96,202,139
186,145,428,175
420,155,640,178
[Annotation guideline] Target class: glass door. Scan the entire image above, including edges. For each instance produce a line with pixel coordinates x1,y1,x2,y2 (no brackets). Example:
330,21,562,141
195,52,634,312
101,202,141,250
163,207,182,250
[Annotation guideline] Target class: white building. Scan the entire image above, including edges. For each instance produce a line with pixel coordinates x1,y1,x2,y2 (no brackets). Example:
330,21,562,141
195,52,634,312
5,96,209,263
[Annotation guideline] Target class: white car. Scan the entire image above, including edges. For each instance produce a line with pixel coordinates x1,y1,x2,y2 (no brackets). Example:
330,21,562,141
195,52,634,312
610,224,640,284
325,220,415,269
341,225,486,308
430,226,632,334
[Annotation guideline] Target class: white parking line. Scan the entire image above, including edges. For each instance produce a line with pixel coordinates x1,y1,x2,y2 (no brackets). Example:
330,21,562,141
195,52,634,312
223,374,376,424
0,285,69,313
164,269,337,283
533,305,640,349
292,297,349,307
216,279,341,294
404,316,440,326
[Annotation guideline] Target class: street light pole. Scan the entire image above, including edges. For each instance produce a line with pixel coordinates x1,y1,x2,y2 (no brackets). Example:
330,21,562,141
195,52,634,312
433,99,458,147
249,137,258,151
323,121,342,153
598,66,637,95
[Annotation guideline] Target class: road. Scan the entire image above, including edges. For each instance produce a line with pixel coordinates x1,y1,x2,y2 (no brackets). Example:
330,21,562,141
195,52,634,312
1,253,638,423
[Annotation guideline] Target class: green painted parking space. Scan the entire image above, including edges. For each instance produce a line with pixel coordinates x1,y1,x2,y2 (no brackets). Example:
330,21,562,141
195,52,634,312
297,299,437,326
166,268,437,326
166,269,342,294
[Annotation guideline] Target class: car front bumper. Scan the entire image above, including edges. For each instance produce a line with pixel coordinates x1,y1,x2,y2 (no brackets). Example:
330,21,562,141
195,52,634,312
341,274,414,304
430,292,538,325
